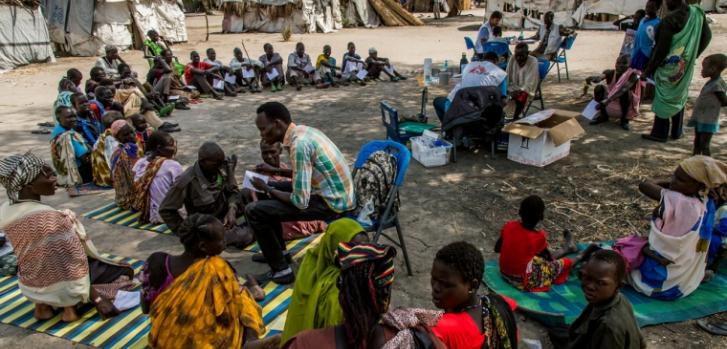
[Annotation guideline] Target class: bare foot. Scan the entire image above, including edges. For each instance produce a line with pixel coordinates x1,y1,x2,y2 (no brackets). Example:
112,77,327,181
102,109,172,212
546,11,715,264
33,303,54,320
244,334,281,349
61,306,80,322
244,273,266,301
563,229,578,254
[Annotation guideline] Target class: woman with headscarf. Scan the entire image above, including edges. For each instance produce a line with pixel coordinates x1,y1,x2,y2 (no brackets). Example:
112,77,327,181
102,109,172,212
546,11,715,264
131,131,183,224
50,106,93,196
283,243,447,349
281,218,369,342
625,156,727,300
109,120,142,210
0,152,135,322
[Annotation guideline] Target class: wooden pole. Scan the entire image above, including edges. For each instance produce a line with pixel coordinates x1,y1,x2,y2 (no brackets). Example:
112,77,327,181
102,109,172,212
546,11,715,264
205,14,210,41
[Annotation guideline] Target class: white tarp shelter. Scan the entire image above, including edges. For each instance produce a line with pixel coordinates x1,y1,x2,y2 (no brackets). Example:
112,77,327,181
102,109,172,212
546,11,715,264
0,3,55,70
42,0,187,56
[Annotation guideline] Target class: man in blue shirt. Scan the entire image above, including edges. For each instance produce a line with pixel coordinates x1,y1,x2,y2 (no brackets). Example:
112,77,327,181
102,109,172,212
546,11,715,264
631,0,661,72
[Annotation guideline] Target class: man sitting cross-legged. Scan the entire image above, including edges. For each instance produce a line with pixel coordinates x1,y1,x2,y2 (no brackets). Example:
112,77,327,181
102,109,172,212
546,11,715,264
246,102,355,284
159,142,252,247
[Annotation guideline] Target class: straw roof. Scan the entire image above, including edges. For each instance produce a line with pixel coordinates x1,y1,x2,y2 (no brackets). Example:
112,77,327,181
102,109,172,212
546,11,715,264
0,0,40,8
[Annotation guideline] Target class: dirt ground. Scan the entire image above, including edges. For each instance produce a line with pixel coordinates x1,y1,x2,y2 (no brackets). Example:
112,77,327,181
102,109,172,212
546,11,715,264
0,8,726,349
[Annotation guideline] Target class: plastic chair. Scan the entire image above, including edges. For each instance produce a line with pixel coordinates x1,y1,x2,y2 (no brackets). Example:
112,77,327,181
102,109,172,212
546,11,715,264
554,34,577,82
352,140,413,275
381,101,434,145
524,57,550,116
465,36,476,51
483,41,510,70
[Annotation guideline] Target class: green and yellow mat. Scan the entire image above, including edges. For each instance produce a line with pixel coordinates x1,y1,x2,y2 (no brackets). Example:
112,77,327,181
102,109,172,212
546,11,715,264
82,202,322,255
0,255,292,348
484,256,727,328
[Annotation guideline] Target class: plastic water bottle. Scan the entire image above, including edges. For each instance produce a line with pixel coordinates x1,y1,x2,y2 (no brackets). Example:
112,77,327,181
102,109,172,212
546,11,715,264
443,60,448,73
518,30,524,41
459,53,468,74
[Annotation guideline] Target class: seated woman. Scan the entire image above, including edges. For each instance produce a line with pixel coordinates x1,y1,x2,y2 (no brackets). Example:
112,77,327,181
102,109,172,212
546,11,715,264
131,131,183,225
586,54,641,130
496,195,597,292
280,218,368,343
50,106,93,196
283,243,446,348
91,111,125,188
625,156,727,300
141,213,278,349
431,241,518,348
109,120,142,210
0,152,135,322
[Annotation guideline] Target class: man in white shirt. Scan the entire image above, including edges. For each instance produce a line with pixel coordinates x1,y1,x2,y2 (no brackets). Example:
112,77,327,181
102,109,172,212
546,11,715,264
286,42,314,91
475,11,503,54
506,43,540,119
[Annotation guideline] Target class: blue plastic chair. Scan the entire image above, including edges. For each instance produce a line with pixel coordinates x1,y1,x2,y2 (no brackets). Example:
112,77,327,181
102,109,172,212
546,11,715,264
465,36,476,51
554,34,577,82
352,140,413,275
381,101,434,145
524,57,550,116
483,41,510,70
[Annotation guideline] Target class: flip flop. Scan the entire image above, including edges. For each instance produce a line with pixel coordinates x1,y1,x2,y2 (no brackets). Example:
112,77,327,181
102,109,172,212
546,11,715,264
697,319,727,336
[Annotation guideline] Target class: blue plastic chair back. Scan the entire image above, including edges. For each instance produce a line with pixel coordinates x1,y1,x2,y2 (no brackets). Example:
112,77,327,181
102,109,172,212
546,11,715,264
464,36,476,50
483,41,509,57
537,57,550,80
561,35,577,50
353,140,411,187
380,101,402,143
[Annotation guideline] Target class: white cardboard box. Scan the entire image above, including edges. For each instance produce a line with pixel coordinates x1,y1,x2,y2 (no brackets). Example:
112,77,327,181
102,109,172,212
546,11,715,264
502,109,585,167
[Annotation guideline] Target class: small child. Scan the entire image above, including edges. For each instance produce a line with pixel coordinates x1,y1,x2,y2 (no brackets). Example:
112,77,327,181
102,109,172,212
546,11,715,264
495,195,597,292
568,249,645,349
130,113,154,153
687,54,727,156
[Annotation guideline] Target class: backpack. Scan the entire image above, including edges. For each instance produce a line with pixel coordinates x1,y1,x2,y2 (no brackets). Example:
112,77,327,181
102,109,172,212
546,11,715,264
353,150,399,227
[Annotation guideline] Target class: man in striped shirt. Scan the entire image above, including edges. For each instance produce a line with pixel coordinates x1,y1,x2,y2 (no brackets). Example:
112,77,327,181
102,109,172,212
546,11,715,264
247,102,355,284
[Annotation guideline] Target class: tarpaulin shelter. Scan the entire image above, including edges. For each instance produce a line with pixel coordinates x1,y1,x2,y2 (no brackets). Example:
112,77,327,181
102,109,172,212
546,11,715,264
41,0,187,56
221,0,421,33
0,1,55,70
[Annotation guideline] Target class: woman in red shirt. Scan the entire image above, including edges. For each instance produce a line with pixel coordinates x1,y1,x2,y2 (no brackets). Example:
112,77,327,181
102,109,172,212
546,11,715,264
495,195,598,292
431,241,518,349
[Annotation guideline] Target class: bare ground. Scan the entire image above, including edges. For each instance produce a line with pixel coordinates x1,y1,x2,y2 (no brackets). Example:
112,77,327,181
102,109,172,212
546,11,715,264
0,9,726,349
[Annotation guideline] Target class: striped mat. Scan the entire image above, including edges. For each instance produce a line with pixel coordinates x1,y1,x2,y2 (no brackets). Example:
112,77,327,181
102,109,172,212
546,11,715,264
0,254,293,348
82,202,323,254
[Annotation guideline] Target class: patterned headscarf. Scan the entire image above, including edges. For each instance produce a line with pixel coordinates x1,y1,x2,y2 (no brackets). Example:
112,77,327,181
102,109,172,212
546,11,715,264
0,152,47,202
679,155,727,194
336,242,396,288
110,120,128,137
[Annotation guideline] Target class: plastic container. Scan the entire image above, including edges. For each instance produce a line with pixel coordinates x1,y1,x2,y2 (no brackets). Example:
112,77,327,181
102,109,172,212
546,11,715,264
438,71,449,85
423,58,433,80
411,131,453,167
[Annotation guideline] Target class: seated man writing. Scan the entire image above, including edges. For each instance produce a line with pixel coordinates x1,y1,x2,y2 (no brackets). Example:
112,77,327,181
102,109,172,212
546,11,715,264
184,51,224,100
506,43,539,120
341,42,367,86
365,47,407,82
315,45,340,88
230,47,262,93
259,43,285,92
586,54,641,130
286,42,314,91
159,142,250,247
247,102,355,284
204,48,238,96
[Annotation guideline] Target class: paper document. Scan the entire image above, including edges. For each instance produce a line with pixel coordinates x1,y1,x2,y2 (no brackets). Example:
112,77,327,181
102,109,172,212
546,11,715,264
266,68,279,80
356,69,368,80
168,95,180,101
212,79,224,90
304,63,316,73
517,109,555,125
224,73,237,85
243,171,270,192
581,100,600,120
242,68,256,79
112,290,140,312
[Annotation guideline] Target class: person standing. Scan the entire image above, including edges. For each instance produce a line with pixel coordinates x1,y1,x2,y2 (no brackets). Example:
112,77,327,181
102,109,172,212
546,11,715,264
247,102,355,284
642,0,711,143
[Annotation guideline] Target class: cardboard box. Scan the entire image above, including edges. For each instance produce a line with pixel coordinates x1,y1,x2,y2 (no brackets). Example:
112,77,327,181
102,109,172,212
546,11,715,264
502,109,585,167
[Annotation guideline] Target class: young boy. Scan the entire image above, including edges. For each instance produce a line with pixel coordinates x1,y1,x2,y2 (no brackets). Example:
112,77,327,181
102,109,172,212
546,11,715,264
687,54,727,156
569,249,645,349
495,195,596,292
130,113,154,152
